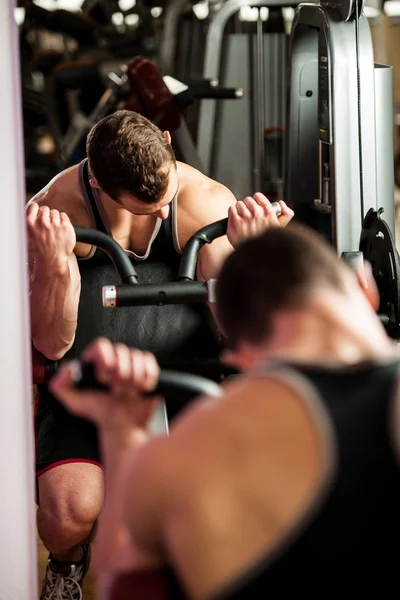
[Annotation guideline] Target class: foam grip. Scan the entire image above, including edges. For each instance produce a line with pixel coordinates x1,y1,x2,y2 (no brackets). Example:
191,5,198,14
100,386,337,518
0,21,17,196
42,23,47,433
72,362,110,391
70,362,222,402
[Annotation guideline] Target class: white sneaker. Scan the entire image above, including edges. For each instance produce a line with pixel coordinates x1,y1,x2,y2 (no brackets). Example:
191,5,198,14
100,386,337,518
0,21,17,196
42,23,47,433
40,545,91,600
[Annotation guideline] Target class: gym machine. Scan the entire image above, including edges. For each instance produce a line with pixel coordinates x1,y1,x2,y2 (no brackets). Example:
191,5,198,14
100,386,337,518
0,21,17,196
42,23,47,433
30,216,231,423
196,0,295,200
32,202,282,392
285,0,400,337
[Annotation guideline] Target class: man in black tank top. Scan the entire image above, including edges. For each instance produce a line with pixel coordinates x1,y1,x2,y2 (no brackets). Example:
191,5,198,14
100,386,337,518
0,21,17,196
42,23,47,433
51,223,400,599
27,109,294,598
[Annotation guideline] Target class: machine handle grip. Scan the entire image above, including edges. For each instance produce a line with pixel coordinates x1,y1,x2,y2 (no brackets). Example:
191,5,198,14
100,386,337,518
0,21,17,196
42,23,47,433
178,201,282,281
71,362,223,400
188,77,219,88
174,87,243,110
74,226,138,284
102,281,208,308
177,218,228,282
192,87,244,100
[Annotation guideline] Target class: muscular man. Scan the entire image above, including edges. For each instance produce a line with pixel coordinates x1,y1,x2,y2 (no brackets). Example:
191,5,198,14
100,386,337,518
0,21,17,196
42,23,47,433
52,224,400,599
27,109,294,598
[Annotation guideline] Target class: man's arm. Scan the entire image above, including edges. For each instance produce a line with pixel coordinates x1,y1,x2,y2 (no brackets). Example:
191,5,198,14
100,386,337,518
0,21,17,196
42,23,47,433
94,428,168,592
178,184,294,282
27,197,81,360
49,340,170,590
177,182,235,282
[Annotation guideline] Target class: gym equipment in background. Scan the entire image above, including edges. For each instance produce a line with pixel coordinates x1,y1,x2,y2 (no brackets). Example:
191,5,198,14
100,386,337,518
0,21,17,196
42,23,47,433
394,102,400,188
20,0,160,192
120,56,243,172
160,0,211,81
163,73,243,171
285,0,394,252
285,0,399,337
25,54,243,191
25,61,130,191
342,209,400,338
20,0,157,58
196,0,296,200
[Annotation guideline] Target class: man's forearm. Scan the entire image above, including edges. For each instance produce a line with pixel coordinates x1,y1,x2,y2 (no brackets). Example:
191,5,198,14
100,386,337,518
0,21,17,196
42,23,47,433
196,239,234,332
30,255,81,360
95,429,149,579
197,240,234,283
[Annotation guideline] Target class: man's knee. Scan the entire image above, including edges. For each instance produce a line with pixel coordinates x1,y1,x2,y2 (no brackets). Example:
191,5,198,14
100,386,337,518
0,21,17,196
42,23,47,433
37,463,103,553
39,492,101,547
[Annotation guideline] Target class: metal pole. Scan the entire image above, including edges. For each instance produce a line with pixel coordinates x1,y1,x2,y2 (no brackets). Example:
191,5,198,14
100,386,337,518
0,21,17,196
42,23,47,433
251,12,265,192
256,12,265,192
0,2,37,598
374,63,395,237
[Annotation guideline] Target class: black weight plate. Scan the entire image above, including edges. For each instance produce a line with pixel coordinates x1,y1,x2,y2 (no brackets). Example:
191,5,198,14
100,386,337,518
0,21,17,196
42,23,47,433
360,209,400,338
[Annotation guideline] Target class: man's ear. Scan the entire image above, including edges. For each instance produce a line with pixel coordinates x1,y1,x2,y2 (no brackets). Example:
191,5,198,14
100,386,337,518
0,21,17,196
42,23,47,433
221,346,249,372
163,131,172,144
221,341,263,372
356,260,380,312
89,177,99,189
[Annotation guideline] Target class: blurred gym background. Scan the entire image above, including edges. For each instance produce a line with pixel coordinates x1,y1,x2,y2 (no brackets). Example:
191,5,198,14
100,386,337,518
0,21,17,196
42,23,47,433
18,0,400,207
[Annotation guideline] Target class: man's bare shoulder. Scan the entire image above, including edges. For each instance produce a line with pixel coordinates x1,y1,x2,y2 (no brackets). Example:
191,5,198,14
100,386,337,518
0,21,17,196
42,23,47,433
125,372,324,564
177,162,235,207
163,373,324,487
27,164,88,224
162,378,278,479
175,162,236,245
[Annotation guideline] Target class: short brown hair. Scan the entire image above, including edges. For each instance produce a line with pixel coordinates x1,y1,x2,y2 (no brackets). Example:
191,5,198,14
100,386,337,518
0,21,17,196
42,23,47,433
216,224,347,349
86,110,176,204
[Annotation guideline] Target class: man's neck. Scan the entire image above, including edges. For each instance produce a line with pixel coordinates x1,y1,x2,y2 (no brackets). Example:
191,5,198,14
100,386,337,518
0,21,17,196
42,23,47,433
97,190,126,214
256,294,397,369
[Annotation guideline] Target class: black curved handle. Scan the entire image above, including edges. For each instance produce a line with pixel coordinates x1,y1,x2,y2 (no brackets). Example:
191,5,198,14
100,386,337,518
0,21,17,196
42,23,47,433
74,225,138,284
70,362,222,401
193,87,243,100
177,201,282,282
178,218,228,281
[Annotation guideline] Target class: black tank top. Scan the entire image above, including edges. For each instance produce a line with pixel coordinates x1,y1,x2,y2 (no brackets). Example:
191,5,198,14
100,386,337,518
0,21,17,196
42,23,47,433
65,159,219,364
160,359,400,598
39,160,222,412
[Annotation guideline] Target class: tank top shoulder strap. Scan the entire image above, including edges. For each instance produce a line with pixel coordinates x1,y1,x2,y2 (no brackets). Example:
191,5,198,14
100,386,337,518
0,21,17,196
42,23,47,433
78,158,108,235
151,191,182,259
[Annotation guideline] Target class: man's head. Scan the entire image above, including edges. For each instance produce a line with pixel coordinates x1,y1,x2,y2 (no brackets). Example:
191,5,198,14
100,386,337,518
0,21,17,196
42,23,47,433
216,224,380,370
86,110,178,217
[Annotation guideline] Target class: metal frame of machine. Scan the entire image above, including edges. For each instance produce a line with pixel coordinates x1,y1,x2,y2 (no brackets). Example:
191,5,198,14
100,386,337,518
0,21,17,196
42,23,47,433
285,0,395,255
197,0,292,197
